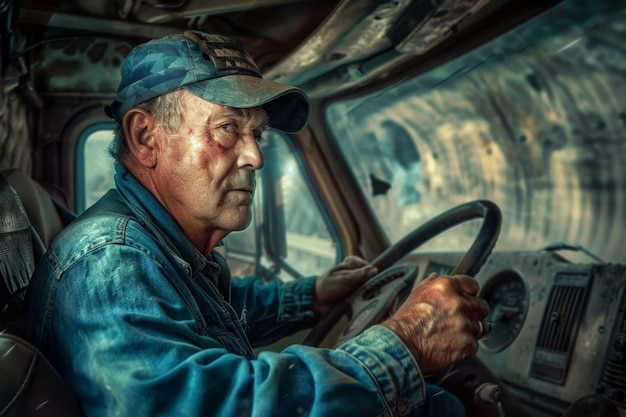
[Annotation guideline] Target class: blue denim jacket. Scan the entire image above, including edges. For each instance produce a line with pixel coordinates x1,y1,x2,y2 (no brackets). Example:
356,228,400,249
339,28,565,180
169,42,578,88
24,164,429,417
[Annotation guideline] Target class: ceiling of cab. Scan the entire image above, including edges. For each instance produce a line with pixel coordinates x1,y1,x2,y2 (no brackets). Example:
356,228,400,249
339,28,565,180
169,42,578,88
17,0,561,99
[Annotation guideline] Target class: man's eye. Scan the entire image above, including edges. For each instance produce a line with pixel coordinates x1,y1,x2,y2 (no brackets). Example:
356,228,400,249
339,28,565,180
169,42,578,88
220,123,235,133
254,132,264,143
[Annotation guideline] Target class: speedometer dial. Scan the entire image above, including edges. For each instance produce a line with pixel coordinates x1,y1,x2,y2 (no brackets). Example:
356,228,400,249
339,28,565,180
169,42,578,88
480,271,528,352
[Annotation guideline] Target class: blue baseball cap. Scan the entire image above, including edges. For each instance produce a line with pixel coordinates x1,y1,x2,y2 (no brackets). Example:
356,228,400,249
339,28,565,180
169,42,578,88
105,30,310,133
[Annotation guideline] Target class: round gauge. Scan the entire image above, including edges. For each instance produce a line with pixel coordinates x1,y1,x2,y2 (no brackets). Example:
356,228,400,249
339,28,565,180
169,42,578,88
479,271,528,353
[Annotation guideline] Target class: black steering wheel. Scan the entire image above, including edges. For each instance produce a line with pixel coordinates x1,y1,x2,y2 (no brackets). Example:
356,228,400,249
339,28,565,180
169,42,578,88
303,199,502,347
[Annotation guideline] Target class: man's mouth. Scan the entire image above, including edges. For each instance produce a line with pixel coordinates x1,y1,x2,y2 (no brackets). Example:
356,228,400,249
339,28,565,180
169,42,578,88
232,186,253,193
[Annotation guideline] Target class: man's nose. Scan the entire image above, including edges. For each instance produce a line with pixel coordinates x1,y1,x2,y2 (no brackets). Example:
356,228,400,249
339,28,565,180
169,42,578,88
239,134,264,170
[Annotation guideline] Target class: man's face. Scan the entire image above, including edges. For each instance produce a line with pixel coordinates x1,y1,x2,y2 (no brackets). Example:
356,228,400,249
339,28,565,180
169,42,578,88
151,91,267,242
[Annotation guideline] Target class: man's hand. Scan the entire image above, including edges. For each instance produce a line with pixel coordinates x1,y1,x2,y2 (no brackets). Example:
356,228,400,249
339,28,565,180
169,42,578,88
381,272,490,374
314,256,378,316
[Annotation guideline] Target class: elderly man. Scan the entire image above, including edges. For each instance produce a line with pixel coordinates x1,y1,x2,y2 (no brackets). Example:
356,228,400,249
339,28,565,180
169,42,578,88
24,30,488,417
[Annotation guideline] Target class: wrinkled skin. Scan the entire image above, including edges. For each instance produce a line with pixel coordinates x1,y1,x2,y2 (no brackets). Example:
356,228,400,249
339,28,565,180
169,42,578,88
314,256,379,316
315,256,490,376
382,272,490,374
122,90,267,254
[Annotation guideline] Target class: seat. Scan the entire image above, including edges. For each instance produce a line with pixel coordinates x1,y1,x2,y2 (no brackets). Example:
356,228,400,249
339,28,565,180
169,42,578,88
0,333,81,417
2,168,75,251
0,171,81,417
0,169,76,322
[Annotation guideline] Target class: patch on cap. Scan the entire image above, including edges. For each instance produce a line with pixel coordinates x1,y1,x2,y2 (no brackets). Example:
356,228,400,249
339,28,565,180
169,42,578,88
183,30,261,77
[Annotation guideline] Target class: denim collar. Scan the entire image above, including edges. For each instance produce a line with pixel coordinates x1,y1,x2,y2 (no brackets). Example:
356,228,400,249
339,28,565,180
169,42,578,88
113,163,210,277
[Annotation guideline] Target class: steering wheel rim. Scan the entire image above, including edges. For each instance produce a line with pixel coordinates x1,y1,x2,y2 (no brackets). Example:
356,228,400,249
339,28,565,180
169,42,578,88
303,199,502,347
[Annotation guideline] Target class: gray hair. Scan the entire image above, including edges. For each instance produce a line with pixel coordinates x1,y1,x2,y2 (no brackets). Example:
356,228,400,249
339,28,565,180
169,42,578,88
108,89,186,163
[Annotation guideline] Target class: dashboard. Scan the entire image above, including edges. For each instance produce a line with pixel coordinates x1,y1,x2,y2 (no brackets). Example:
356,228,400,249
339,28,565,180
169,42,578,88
403,250,626,417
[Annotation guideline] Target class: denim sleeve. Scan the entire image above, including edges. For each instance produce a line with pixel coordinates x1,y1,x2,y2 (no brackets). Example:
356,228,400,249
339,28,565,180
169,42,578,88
41,244,427,417
231,276,317,345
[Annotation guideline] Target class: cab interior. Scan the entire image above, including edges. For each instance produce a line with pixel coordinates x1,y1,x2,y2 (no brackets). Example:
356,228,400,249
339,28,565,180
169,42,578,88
1,0,626,416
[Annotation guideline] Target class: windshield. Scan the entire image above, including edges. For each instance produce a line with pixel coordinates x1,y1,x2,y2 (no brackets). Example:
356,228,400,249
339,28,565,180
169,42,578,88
326,0,626,264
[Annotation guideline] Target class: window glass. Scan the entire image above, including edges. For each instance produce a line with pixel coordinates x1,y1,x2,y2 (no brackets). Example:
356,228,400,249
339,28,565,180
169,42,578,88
76,126,115,213
273,135,337,278
325,3,626,263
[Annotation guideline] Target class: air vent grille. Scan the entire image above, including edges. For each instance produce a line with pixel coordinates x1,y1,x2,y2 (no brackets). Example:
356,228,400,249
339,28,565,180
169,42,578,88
536,285,586,352
598,279,626,405
530,272,590,385
602,360,626,392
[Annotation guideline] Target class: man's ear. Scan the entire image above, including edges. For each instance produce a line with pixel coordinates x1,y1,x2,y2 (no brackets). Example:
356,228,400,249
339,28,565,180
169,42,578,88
122,108,159,168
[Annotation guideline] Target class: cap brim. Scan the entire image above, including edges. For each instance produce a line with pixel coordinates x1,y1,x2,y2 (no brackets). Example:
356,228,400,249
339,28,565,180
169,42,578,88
184,75,310,134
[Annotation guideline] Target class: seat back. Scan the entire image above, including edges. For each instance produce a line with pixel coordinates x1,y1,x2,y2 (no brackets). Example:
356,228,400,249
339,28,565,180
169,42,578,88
2,168,75,251
0,171,81,417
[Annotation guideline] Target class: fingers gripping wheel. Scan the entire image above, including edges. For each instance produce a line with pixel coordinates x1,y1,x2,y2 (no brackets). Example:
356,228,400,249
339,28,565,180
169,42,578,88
303,199,502,347
338,263,418,345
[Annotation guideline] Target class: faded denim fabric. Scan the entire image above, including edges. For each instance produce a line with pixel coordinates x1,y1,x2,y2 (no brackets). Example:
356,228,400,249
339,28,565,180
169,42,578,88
24,164,464,417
